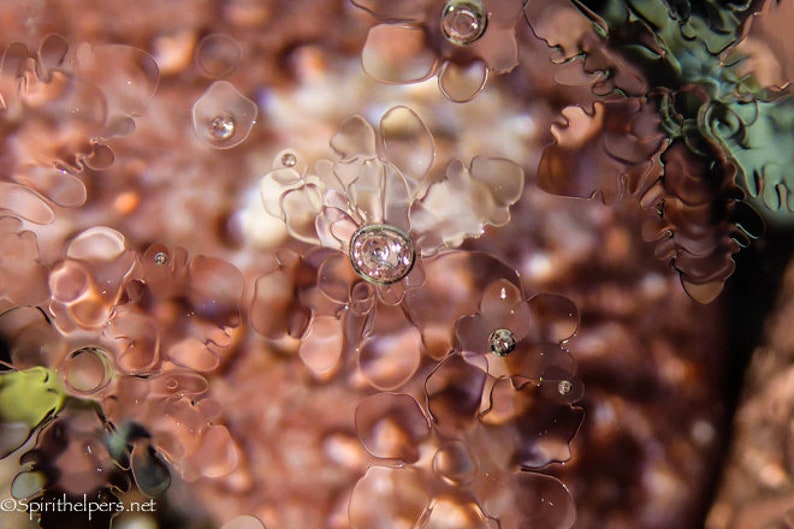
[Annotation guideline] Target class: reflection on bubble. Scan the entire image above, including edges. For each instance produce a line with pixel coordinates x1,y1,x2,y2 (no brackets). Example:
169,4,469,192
62,346,113,396
195,34,243,78
192,81,257,149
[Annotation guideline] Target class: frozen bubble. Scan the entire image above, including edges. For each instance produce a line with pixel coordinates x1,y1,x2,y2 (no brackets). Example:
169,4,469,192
192,80,257,149
441,0,488,46
488,328,516,357
557,379,573,395
154,251,168,266
349,224,415,285
281,152,297,167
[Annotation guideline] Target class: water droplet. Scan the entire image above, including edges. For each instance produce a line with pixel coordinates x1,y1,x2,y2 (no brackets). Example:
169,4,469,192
349,224,415,285
440,0,488,46
154,251,168,266
558,380,573,395
209,114,236,140
281,152,297,167
488,328,516,357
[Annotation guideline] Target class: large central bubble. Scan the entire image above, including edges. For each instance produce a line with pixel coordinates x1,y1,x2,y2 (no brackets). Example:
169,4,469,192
349,224,415,285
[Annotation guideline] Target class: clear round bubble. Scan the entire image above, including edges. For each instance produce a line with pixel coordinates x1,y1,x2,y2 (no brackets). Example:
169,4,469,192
195,33,243,78
440,0,488,46
489,328,516,357
154,251,168,266
558,380,573,396
349,224,415,285
192,80,257,149
281,152,297,167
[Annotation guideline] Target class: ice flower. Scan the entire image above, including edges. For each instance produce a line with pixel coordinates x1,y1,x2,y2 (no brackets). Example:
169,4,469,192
259,106,524,388
352,0,524,102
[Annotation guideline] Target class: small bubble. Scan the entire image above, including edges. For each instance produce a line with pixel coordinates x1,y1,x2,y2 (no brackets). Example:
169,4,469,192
281,152,297,167
558,380,573,395
349,224,415,285
488,328,516,357
209,115,236,140
440,0,488,46
154,252,168,266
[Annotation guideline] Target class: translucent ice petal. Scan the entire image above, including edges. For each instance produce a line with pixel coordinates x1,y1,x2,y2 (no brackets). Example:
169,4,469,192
379,106,434,185
0,183,55,224
426,354,486,436
356,392,429,462
362,24,438,84
351,0,428,22
438,60,488,103
358,303,422,390
527,293,579,343
349,466,430,529
61,346,113,396
299,314,343,376
13,164,86,208
482,471,576,529
433,440,478,486
105,312,160,374
131,440,171,497
281,183,323,245
192,80,257,149
330,115,377,159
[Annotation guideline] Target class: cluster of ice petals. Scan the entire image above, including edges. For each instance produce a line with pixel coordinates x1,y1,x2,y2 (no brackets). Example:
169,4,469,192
0,226,243,503
352,0,524,101
257,106,525,389
349,276,583,529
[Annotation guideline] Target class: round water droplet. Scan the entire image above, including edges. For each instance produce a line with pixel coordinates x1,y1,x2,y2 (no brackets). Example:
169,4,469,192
488,328,516,357
440,0,488,46
281,152,297,167
558,379,573,396
209,114,236,140
349,224,415,285
154,251,168,266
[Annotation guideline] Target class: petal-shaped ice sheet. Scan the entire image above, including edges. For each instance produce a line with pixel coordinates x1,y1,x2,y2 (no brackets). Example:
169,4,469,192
168,337,220,372
281,183,324,245
480,471,576,529
351,0,430,22
438,59,488,103
195,33,243,78
0,217,49,306
299,314,344,377
362,24,438,84
527,293,579,343
105,311,160,374
12,164,86,208
331,115,377,160
249,254,313,339
477,279,530,335
182,424,239,480
349,466,430,529
425,492,493,529
60,346,113,397
317,202,358,249
0,368,65,456
433,439,479,486
0,183,54,224
639,140,761,303
479,378,584,468
410,157,522,254
187,255,244,334
71,42,159,119
192,80,257,149
35,34,69,79
355,392,430,463
221,515,267,529
426,354,487,437
130,439,171,497
67,227,136,289
524,0,604,63
378,106,435,186
539,100,665,205
358,303,422,390
318,252,358,305
405,252,520,360
472,17,519,74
